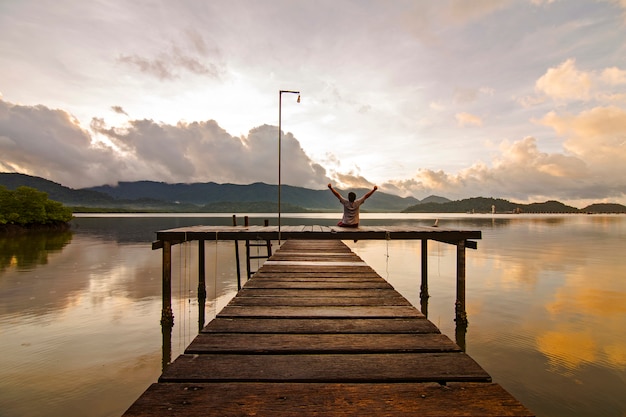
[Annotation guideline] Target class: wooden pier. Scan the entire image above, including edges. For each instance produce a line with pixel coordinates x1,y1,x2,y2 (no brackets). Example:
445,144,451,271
152,224,482,326
124,235,533,416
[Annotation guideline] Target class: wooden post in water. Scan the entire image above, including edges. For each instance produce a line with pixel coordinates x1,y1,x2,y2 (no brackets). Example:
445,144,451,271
197,239,206,332
160,241,174,327
264,219,272,256
420,239,429,317
244,216,251,281
232,215,242,290
455,240,468,324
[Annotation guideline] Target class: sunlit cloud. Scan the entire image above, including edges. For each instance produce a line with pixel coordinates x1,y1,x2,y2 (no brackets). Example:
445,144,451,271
456,112,484,127
538,106,626,173
535,59,592,101
526,59,626,105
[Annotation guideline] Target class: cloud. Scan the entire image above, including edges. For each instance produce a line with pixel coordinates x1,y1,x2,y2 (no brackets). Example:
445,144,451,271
456,112,483,127
91,120,330,189
525,60,626,106
111,106,128,116
401,0,511,44
2,94,625,205
329,171,375,189
117,31,225,80
600,67,626,85
0,97,328,189
535,58,592,101
0,99,124,188
380,134,624,204
538,106,626,174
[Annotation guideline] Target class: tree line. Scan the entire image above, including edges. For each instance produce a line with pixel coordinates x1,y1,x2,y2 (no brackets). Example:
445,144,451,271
0,186,73,226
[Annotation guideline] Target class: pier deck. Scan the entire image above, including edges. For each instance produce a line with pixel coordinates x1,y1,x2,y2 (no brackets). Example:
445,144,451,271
153,224,482,324
124,239,533,416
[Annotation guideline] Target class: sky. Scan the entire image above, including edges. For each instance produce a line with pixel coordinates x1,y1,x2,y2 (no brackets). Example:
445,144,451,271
1,0,626,206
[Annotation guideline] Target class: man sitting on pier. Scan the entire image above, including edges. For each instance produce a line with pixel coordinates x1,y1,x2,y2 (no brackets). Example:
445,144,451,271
328,183,378,227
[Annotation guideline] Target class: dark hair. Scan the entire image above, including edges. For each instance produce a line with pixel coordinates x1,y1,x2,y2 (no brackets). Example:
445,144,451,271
348,192,356,202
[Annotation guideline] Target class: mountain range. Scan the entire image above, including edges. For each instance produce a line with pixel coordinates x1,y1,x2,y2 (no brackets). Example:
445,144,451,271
1,173,625,213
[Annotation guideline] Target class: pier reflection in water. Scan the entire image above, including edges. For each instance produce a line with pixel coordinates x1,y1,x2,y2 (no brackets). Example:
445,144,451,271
0,214,624,417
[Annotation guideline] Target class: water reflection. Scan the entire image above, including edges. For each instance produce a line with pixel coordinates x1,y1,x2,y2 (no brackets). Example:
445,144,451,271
1,214,625,417
0,230,72,271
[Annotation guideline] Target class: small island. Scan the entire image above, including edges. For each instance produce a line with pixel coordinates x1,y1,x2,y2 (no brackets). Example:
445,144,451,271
0,186,73,234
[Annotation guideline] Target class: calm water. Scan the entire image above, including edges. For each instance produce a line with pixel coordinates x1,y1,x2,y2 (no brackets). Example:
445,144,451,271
0,213,624,416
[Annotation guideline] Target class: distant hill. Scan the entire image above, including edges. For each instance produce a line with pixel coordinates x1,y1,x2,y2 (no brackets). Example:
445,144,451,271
403,197,583,213
86,180,419,212
0,173,117,207
582,203,626,213
0,173,417,212
3,173,625,213
420,195,451,204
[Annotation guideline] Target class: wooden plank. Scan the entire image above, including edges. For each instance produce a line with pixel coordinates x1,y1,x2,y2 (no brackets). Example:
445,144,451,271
123,382,533,417
217,305,424,318
228,295,413,307
186,333,460,354
202,318,441,334
252,272,383,278
236,288,404,298
250,272,387,284
263,261,368,267
258,265,375,272
159,352,491,383
242,281,393,289
266,257,364,262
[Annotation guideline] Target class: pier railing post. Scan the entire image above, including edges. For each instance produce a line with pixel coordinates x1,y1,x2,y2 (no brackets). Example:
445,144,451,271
198,239,206,332
233,215,242,290
455,240,468,324
420,239,429,317
160,241,174,327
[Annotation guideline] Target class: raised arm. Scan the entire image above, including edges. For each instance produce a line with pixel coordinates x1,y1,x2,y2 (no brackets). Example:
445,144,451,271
363,185,378,200
327,183,342,200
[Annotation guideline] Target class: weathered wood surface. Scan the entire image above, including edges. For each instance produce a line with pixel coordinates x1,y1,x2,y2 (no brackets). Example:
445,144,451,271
124,240,533,416
203,317,441,334
154,224,482,245
186,333,461,354
158,352,490,382
123,382,532,417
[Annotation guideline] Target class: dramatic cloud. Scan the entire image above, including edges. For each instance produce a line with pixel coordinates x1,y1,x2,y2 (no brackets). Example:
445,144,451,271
0,100,123,188
380,135,624,204
539,106,626,178
0,98,328,189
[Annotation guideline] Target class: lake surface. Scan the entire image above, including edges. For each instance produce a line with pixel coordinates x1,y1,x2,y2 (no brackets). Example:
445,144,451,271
1,213,624,416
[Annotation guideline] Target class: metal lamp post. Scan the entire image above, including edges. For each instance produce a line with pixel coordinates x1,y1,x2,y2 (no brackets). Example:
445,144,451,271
278,90,300,244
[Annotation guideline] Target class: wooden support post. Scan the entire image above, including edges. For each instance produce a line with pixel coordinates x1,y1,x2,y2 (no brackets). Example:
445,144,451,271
197,239,206,332
160,241,174,327
420,239,429,299
264,219,272,257
232,215,241,291
420,239,429,318
455,240,468,324
245,216,251,281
